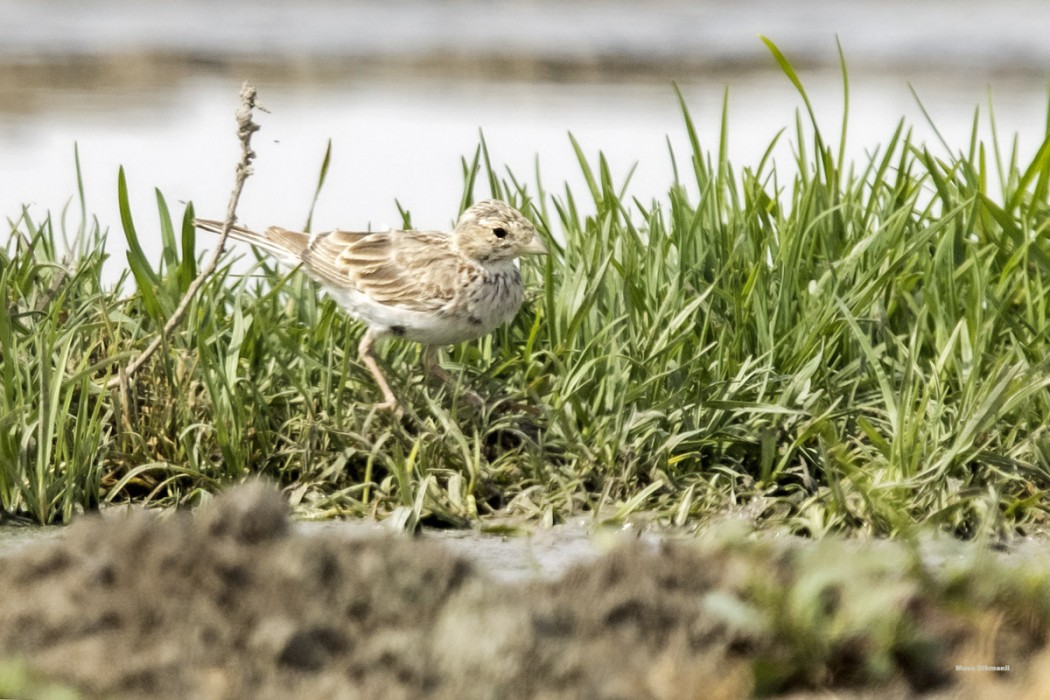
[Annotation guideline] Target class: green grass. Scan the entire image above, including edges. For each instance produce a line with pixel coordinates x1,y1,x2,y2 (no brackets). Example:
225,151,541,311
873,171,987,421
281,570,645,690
3,43,1050,535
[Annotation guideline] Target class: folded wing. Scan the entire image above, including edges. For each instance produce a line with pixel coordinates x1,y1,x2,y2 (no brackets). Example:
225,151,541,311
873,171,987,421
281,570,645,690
196,219,467,314
298,229,465,313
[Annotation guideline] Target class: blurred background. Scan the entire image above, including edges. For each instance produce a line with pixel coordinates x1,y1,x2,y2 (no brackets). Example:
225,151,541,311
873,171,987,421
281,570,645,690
2,0,1049,276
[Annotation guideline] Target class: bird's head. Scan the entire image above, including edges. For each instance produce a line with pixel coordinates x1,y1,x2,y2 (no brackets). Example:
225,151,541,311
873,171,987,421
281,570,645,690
451,200,547,263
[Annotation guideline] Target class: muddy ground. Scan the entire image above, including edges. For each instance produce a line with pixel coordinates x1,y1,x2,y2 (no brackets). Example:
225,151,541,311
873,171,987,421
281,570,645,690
0,483,1047,699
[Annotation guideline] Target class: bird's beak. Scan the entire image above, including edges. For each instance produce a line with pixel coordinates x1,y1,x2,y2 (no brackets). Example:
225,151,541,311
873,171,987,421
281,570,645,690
521,235,548,255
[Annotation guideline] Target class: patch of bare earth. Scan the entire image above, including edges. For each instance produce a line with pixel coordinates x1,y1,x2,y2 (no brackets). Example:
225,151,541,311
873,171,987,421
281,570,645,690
0,483,1045,698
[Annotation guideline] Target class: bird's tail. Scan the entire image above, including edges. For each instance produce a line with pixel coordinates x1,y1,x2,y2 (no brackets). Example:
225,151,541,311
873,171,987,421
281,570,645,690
194,218,304,260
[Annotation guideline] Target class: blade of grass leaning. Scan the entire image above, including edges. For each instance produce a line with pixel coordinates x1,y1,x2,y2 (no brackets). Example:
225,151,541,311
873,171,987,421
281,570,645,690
118,167,164,322
304,138,332,232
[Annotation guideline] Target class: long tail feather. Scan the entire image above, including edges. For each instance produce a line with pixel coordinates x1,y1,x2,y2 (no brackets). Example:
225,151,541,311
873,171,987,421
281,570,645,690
193,218,303,261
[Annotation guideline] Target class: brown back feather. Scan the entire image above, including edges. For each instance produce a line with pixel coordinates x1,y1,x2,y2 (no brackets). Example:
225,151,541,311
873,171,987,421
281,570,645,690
197,219,475,313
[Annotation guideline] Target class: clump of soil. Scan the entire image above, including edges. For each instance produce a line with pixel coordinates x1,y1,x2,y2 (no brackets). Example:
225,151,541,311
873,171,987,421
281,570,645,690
0,483,1045,699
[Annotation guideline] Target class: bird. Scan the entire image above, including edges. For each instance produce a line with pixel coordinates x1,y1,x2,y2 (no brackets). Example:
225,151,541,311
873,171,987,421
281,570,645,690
194,200,547,411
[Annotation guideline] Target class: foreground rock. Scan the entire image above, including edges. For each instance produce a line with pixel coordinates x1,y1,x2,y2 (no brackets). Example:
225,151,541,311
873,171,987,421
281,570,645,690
0,482,1047,698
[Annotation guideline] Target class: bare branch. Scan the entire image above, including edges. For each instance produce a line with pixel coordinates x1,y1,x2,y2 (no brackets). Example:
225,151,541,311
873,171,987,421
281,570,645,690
107,82,261,390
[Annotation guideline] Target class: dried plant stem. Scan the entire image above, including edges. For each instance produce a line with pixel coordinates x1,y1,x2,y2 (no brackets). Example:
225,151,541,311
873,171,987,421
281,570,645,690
107,82,261,391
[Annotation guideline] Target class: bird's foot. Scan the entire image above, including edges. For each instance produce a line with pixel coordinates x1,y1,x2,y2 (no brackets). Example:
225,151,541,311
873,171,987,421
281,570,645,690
461,389,486,410
373,398,404,417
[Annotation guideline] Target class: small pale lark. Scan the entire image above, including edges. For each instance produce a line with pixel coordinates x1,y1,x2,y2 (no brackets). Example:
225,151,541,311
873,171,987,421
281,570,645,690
194,200,547,411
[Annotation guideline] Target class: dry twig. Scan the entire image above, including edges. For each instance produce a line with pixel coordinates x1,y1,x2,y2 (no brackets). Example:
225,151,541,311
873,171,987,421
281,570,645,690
106,82,262,391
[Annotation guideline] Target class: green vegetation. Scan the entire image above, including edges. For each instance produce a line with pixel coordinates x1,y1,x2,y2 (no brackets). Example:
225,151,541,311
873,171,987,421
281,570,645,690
693,524,1050,694
0,658,81,700
3,44,1050,535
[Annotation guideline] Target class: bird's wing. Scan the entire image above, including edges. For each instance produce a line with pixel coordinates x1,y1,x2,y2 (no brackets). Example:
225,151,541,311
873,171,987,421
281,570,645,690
299,229,468,313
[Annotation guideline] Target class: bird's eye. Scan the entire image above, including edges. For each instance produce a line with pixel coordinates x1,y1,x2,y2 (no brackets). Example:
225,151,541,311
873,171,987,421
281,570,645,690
493,227,508,239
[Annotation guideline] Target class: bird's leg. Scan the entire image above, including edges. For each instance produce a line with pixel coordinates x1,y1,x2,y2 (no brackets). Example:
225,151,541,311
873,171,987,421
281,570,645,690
423,345,484,408
422,344,454,385
358,329,400,411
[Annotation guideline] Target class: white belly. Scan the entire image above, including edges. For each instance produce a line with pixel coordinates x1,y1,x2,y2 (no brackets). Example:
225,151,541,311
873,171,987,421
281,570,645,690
323,266,524,345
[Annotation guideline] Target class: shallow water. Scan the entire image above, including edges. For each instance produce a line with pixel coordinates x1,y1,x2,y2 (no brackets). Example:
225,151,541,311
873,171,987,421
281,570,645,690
4,0,1049,73
0,517,617,582
6,513,1047,586
295,519,611,582
0,524,65,557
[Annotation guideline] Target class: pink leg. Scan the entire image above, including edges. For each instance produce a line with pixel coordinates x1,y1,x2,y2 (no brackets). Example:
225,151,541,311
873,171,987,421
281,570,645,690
358,329,399,411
